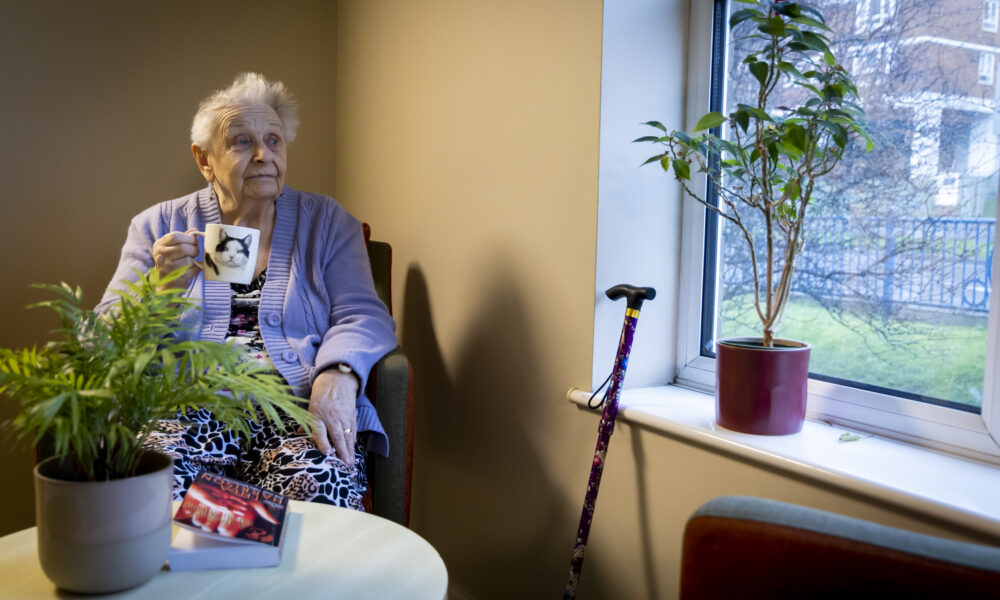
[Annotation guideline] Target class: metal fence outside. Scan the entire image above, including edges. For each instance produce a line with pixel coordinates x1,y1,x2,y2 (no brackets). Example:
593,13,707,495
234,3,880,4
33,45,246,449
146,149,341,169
720,216,995,313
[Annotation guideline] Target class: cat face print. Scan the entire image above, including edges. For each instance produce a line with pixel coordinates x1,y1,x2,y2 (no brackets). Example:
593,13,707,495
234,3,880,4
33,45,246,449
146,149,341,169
212,230,252,269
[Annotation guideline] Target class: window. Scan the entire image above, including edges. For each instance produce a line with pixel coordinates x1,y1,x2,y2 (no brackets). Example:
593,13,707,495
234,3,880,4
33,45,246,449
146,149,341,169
855,0,897,34
985,0,999,33
846,42,894,86
979,51,996,85
675,0,1000,461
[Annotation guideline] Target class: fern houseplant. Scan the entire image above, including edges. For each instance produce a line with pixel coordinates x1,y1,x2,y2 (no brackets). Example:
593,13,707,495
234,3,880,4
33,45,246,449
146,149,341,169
636,1,869,434
0,269,312,593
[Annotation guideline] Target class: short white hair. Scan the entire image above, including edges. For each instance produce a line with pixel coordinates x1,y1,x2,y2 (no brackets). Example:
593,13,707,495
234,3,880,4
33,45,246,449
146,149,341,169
190,72,299,150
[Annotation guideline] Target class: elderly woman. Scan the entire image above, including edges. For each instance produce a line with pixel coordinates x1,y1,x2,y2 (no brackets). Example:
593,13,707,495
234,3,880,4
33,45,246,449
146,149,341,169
96,73,397,509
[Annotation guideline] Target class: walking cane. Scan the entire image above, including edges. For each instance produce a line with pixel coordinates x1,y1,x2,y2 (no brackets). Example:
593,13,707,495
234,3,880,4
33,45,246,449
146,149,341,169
564,284,655,599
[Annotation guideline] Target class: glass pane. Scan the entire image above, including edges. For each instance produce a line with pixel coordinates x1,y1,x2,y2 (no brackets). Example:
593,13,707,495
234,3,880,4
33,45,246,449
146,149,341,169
713,0,996,409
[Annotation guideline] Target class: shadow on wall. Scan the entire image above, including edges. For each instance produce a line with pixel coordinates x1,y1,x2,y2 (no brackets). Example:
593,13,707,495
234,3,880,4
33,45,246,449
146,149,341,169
400,262,614,598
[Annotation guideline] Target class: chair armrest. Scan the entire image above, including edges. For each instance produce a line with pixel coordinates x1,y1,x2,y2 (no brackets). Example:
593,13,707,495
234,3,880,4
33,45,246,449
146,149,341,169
681,495,1000,598
368,346,414,526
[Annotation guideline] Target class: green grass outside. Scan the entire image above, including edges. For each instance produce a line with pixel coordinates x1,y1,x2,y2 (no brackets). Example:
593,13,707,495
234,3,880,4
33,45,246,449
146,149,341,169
718,294,988,407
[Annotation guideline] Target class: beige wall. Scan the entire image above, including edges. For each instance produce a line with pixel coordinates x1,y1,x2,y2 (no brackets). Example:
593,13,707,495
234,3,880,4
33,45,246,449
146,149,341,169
0,0,339,535
334,0,604,596
335,2,998,599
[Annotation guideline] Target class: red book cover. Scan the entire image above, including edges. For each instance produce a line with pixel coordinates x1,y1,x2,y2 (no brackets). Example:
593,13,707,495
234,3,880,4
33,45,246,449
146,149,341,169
169,471,290,570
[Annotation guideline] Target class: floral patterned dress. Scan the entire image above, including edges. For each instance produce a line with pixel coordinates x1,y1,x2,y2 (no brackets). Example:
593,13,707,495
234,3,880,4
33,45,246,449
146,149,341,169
144,270,368,510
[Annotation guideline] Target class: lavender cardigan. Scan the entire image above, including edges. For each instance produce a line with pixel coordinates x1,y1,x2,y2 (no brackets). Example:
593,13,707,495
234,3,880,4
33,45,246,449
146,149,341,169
97,185,398,456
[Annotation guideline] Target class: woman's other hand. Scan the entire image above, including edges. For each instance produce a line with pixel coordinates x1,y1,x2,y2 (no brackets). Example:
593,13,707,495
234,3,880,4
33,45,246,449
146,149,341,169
152,228,201,289
308,369,359,465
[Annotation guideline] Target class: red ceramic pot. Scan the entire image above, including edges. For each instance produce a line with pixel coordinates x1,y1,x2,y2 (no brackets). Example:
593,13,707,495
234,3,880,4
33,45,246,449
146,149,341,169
715,337,810,435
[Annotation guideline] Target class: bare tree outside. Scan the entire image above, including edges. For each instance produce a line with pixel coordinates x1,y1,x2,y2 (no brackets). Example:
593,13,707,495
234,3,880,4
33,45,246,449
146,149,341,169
715,0,999,407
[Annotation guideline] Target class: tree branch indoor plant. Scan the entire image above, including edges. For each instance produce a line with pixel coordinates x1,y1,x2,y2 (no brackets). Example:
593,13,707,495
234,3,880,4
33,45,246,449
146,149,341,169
637,0,869,434
0,268,313,593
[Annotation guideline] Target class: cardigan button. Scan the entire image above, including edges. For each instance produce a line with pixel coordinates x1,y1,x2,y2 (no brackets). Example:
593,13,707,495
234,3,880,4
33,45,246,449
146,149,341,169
281,350,297,363
265,312,281,327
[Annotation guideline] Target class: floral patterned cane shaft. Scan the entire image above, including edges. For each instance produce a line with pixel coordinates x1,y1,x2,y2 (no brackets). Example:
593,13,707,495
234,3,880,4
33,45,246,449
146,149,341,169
564,311,639,598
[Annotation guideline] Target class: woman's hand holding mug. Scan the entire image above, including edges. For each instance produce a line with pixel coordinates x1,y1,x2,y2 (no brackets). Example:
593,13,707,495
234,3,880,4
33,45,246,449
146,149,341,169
152,224,261,288
152,229,202,290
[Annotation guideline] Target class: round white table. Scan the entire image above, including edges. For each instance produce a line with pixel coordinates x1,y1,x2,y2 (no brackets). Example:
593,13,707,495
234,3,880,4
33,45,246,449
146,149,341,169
0,501,447,599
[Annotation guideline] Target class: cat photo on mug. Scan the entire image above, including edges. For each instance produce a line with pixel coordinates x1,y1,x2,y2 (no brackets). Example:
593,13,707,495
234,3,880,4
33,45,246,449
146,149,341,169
194,223,260,285
206,230,252,276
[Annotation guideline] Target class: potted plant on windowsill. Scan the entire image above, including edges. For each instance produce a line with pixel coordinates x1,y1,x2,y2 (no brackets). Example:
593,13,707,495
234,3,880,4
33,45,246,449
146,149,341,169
636,1,870,434
0,269,312,593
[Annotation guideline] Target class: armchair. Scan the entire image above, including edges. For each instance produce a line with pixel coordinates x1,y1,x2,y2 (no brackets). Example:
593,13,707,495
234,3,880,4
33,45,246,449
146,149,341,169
680,495,1000,598
363,225,414,527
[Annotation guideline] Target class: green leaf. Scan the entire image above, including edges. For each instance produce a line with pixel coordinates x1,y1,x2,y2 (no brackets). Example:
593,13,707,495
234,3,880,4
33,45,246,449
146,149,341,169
777,140,802,159
736,103,772,122
784,179,801,201
640,155,662,166
777,61,804,80
797,3,826,21
758,16,786,36
796,82,823,97
35,393,69,422
771,2,802,18
132,351,154,379
766,141,780,162
819,121,848,148
660,156,671,172
860,129,875,152
633,135,662,143
732,109,750,133
800,31,831,53
672,159,691,180
642,120,667,132
791,15,832,31
729,8,758,28
749,61,769,87
673,131,693,147
693,112,727,132
775,202,797,220
841,99,864,112
786,123,808,152
712,137,741,157
727,167,748,183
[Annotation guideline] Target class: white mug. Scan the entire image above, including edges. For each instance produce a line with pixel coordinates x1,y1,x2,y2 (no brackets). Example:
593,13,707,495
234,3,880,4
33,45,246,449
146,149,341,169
193,223,261,285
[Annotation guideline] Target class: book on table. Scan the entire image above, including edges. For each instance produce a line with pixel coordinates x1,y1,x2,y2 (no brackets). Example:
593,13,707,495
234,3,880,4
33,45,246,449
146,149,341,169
169,471,290,570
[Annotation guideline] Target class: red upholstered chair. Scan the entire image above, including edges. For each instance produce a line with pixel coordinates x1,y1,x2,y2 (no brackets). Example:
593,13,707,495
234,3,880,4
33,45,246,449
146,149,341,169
362,224,415,527
680,495,1000,599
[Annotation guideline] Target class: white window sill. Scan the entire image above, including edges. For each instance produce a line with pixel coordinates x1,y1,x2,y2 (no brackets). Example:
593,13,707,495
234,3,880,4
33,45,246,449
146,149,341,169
568,384,1000,540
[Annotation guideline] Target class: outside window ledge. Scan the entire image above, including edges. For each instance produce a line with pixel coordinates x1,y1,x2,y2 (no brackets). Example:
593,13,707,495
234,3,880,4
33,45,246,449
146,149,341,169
568,384,1000,541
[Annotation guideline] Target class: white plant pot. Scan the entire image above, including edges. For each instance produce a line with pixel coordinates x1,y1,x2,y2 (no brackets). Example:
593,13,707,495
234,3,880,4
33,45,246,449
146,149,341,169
33,451,174,593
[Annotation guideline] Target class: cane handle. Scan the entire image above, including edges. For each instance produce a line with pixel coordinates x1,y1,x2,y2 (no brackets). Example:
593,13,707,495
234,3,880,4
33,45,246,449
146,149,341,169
605,284,656,311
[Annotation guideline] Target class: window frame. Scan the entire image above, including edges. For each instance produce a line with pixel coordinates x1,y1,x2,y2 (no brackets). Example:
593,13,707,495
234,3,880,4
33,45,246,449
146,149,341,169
674,0,1000,463
979,51,996,85
984,0,999,34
